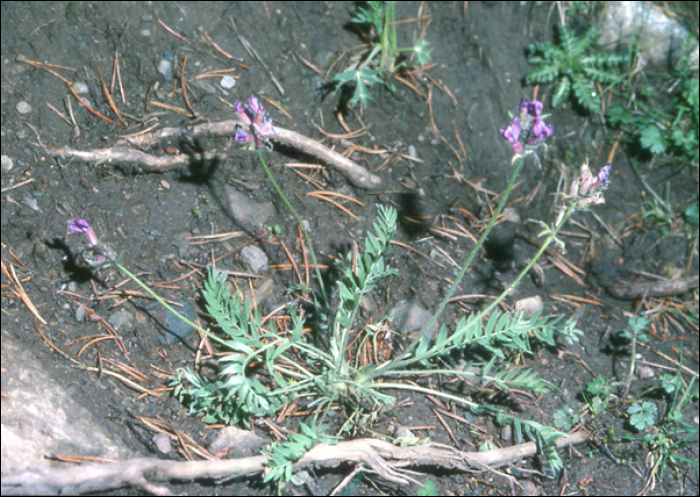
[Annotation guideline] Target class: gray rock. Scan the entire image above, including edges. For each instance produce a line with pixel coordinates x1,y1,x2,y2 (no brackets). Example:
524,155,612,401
598,1,697,70
172,231,198,258
152,433,172,454
240,245,269,273
514,295,543,317
225,186,275,235
390,300,438,340
108,309,135,332
220,75,236,89
160,300,196,346
208,426,266,459
1,155,14,172
15,101,31,114
157,58,172,80
1,334,135,476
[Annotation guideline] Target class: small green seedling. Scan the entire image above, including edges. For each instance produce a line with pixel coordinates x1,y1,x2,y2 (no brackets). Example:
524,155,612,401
331,1,431,108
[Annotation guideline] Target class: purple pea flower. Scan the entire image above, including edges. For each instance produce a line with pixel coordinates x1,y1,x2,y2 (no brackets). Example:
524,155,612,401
501,99,553,155
70,219,99,246
521,98,543,118
499,116,523,154
69,219,116,267
234,94,276,150
529,117,553,143
567,160,612,210
590,163,611,191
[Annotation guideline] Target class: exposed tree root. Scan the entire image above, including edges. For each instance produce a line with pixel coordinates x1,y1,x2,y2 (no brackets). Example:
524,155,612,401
43,120,382,189
1,431,589,495
608,275,699,300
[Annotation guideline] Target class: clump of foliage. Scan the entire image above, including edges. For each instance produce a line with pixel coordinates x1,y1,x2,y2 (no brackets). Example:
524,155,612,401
167,97,616,489
555,339,699,485
606,49,699,168
524,23,627,112
331,1,431,108
606,41,699,240
171,203,583,485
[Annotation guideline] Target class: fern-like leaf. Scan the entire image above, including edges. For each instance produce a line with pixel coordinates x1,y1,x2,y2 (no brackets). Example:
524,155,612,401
571,74,600,112
525,63,561,84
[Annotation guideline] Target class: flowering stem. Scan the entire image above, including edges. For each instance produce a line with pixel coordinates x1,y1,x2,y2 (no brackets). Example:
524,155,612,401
257,151,329,307
394,152,530,364
114,263,231,348
470,199,579,323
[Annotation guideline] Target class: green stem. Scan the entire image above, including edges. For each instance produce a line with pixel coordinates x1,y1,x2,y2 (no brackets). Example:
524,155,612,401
115,263,230,348
257,151,328,306
384,199,579,373
470,200,579,323
392,151,530,365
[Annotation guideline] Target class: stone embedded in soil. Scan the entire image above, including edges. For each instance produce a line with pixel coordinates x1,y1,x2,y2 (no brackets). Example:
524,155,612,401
15,101,31,114
208,426,266,459
160,300,196,346
152,432,172,454
240,245,269,273
108,308,135,332
390,300,438,340
514,295,543,316
1,154,14,172
172,231,199,259
225,186,275,235
1,334,135,475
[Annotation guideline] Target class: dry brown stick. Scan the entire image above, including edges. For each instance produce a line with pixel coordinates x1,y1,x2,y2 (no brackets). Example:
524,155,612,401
274,127,381,189
179,56,197,117
45,120,382,189
96,66,126,128
607,275,699,301
0,431,590,495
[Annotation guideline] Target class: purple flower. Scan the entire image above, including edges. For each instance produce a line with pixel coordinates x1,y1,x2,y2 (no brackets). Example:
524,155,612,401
568,160,612,209
234,94,276,150
520,98,543,118
69,219,116,267
529,118,553,142
590,163,611,190
235,126,254,145
499,116,523,153
70,219,99,246
501,99,552,155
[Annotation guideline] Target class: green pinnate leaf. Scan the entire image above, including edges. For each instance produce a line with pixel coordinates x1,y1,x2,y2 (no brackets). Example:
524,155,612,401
551,76,571,108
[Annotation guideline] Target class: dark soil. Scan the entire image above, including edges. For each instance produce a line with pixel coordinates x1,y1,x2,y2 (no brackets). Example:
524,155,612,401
1,2,698,495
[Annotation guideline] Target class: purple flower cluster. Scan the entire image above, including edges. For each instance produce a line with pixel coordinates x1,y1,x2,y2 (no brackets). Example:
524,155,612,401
569,160,612,209
69,219,116,268
499,98,553,154
234,95,276,150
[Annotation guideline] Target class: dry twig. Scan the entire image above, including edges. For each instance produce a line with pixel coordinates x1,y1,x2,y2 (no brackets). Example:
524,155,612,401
43,119,381,189
0,431,589,495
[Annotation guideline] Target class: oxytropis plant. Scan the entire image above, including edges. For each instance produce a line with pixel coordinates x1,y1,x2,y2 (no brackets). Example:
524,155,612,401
69,95,612,489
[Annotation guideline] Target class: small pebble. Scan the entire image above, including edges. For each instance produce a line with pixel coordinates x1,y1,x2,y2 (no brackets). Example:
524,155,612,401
220,75,236,89
75,305,86,323
16,101,31,114
153,433,172,454
159,300,196,346
1,155,14,172
157,58,172,79
72,81,89,94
